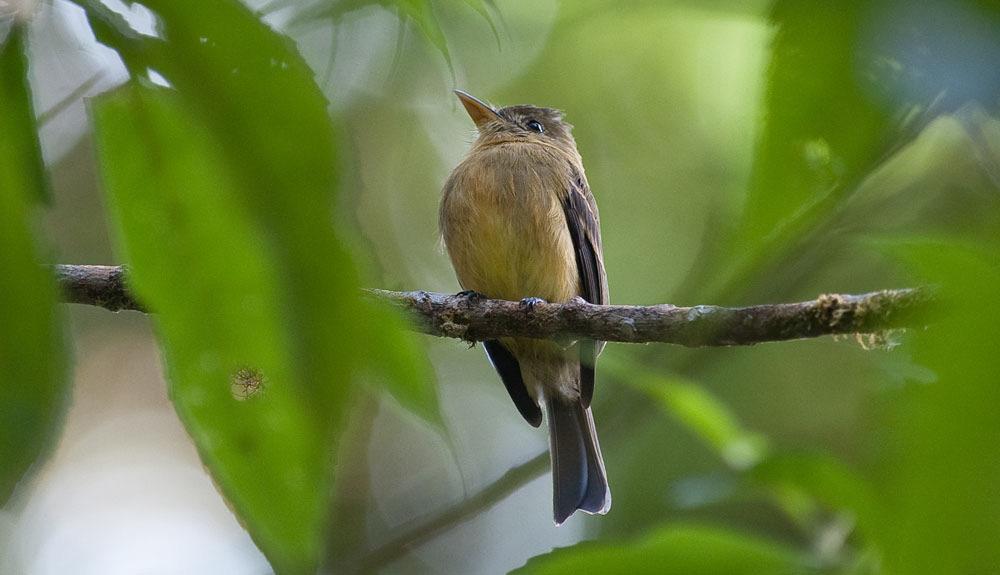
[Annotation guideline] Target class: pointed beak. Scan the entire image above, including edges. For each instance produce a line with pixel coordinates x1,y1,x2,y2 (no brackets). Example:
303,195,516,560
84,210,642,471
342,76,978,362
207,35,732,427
454,89,502,128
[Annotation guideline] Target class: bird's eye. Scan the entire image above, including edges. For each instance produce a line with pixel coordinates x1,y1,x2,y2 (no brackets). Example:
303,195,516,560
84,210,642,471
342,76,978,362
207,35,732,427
526,119,544,133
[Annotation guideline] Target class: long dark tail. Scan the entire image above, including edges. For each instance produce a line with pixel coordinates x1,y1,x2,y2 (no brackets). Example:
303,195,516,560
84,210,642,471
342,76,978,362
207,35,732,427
546,396,611,524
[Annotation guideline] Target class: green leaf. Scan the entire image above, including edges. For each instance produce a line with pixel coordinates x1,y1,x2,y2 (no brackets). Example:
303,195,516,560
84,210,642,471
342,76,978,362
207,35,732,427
606,356,767,470
0,26,68,503
1,26,48,203
93,84,332,574
460,0,502,49
131,0,439,428
741,1,896,244
514,524,813,575
395,0,452,73
877,240,1000,574
89,0,440,568
362,304,444,426
751,452,880,542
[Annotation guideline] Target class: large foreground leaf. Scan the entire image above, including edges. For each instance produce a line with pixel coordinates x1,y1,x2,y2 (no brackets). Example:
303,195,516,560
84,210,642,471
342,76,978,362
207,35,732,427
93,84,333,574
0,26,68,504
134,0,439,425
91,1,439,571
878,241,1000,574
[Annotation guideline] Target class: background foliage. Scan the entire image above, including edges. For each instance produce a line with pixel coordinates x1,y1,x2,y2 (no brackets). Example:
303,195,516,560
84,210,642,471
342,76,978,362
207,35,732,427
1,0,998,573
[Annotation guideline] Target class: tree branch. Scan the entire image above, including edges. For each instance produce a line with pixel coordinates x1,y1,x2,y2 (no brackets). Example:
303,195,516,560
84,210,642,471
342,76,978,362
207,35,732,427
361,453,549,573
56,264,144,312
55,264,930,347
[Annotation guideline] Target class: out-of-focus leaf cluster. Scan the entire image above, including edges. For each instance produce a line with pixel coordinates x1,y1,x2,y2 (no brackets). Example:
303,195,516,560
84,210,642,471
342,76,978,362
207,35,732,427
523,1,1000,573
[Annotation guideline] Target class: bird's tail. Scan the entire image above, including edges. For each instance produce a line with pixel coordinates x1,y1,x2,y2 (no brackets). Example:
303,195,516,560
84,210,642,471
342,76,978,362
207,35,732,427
546,396,611,524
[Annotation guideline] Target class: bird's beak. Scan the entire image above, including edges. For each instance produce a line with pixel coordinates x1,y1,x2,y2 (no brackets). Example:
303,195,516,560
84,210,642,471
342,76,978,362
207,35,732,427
454,89,502,128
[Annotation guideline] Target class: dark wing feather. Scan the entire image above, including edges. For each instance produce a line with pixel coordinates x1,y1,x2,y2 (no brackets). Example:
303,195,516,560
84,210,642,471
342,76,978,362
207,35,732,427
483,340,542,427
562,168,608,408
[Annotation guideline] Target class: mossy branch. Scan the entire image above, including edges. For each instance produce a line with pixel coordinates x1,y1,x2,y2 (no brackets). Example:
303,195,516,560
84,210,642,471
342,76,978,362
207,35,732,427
55,264,930,347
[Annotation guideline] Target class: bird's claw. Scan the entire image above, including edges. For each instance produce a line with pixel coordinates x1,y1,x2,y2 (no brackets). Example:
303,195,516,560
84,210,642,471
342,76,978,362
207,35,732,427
519,297,547,311
457,290,486,301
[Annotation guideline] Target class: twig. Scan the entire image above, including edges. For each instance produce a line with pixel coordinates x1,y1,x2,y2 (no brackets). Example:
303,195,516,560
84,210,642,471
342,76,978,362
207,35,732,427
361,453,549,573
56,264,144,312
54,264,930,347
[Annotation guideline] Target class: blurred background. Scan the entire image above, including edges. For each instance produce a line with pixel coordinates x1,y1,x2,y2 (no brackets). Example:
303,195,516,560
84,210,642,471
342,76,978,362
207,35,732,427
2,0,999,573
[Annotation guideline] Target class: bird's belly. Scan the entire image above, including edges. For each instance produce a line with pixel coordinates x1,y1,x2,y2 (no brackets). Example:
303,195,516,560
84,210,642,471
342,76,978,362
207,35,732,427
440,144,585,399
442,175,578,304
459,218,575,302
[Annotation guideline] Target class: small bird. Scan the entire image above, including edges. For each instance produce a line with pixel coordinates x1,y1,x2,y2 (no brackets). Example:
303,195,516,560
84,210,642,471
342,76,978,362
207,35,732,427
440,90,611,524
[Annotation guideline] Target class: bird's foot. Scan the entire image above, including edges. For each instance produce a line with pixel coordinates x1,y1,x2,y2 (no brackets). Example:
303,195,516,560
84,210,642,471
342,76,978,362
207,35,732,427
457,289,486,301
519,297,547,311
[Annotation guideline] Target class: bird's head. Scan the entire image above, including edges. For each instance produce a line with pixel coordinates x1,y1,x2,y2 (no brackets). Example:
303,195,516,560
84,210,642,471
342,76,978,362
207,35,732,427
454,90,577,151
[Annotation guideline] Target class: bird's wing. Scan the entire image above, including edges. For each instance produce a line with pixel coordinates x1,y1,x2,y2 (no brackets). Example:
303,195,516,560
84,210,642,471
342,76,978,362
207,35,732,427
562,167,608,408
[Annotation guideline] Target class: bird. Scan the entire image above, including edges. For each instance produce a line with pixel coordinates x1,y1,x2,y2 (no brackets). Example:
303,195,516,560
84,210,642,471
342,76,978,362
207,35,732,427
439,90,610,524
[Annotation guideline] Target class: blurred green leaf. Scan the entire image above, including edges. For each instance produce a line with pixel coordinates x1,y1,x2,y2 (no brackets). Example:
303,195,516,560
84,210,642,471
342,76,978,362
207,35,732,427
735,1,1000,281
606,356,767,470
741,1,896,244
513,524,814,575
460,0,502,48
395,0,451,71
93,84,332,574
134,0,439,427
361,308,443,425
0,26,68,503
877,239,1000,575
1,27,48,203
89,0,440,570
751,452,879,543
606,354,883,558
